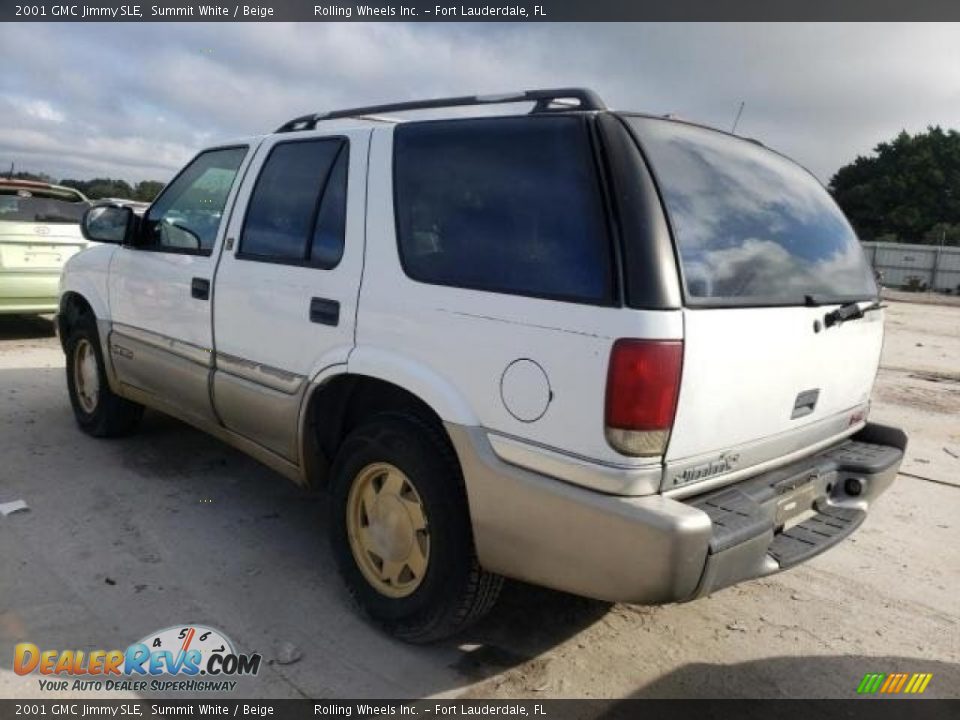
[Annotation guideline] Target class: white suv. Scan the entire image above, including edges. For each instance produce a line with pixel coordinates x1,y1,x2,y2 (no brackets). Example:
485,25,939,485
58,89,906,641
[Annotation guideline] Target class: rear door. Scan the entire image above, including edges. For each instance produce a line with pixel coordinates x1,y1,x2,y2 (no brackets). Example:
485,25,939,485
622,117,882,491
211,128,369,461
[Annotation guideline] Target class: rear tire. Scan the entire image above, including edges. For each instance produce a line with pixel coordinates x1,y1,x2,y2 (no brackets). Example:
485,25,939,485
329,412,502,642
65,314,143,437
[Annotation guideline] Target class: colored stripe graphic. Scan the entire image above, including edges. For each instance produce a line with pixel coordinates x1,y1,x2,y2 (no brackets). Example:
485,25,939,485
906,673,933,694
858,673,884,694
857,672,932,694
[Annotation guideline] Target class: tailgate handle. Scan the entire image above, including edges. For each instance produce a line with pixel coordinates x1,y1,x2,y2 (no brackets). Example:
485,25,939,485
791,389,820,419
309,297,340,326
191,277,210,300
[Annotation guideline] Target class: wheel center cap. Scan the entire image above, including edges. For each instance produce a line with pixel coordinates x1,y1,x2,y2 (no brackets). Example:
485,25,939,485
370,495,414,561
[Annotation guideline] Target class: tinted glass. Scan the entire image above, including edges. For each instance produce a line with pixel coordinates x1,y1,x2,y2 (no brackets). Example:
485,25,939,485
310,147,348,268
241,139,347,267
144,147,247,251
394,116,612,303
626,117,877,304
0,190,88,224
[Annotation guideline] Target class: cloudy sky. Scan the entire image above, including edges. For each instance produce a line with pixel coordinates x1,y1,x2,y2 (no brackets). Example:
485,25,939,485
1,22,958,185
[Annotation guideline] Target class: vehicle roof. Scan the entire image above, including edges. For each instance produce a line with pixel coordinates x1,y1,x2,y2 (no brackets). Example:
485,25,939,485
264,107,757,147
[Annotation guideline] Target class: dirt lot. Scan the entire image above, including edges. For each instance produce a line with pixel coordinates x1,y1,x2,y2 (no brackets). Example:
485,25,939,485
0,301,958,700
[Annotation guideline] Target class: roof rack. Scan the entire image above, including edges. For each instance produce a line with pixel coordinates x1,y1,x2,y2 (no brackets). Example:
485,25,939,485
275,87,606,133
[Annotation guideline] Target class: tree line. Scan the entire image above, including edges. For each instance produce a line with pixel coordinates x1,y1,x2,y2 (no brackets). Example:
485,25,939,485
3,170,164,203
829,126,960,246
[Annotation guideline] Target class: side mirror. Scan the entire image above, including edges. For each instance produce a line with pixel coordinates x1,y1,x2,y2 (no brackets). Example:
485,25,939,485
81,204,135,244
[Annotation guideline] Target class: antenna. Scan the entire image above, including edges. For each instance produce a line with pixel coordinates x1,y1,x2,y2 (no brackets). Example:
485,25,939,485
731,101,745,134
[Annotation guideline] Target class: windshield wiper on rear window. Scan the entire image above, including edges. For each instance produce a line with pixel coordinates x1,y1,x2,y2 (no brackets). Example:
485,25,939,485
823,299,885,328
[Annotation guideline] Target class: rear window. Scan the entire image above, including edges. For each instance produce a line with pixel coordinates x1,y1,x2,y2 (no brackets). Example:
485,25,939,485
625,117,877,305
0,188,88,224
393,116,613,304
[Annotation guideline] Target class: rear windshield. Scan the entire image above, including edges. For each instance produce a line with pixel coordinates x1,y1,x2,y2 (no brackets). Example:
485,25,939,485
625,117,877,305
0,188,88,224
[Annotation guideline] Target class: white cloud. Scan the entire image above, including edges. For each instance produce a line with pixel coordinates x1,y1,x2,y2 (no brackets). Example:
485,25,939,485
22,99,64,123
1,22,958,183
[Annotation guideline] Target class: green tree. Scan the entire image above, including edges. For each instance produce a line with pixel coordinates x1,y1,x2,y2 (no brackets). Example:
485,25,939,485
4,169,55,183
829,126,960,244
5,167,166,203
59,177,135,200
133,180,165,202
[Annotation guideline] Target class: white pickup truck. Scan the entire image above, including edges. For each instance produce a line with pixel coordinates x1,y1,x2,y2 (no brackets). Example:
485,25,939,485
59,88,906,641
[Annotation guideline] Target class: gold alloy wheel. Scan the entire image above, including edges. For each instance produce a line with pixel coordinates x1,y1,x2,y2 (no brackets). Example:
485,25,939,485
73,338,100,414
346,462,430,598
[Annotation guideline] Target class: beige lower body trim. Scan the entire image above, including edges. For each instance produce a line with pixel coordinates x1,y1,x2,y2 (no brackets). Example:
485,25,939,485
447,422,712,604
212,369,304,461
107,322,307,481
116,380,304,486
109,325,217,426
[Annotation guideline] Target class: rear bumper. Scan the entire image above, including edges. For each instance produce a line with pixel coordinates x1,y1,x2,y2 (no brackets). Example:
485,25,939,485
449,422,906,604
0,271,60,314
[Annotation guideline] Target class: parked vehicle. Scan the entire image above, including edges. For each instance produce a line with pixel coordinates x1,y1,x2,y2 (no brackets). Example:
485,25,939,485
93,198,151,215
59,88,906,641
0,179,89,314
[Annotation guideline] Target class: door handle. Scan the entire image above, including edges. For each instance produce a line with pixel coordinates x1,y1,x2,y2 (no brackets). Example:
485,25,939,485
309,297,340,326
791,389,820,419
191,277,210,300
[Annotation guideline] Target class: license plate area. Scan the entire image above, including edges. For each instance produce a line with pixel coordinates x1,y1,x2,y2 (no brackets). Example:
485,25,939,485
0,244,77,269
775,481,818,527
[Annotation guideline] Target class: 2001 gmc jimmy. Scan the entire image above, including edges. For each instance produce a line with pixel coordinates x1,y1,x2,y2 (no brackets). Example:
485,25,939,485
58,88,907,641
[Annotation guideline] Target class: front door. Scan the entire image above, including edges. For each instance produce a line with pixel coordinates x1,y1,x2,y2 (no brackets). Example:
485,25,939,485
212,129,370,461
108,144,253,426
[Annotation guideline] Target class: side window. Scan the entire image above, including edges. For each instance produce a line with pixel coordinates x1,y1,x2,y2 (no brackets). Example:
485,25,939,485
393,116,613,304
143,146,247,253
238,139,348,268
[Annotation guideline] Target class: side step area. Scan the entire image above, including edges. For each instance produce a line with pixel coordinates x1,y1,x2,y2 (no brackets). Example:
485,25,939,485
767,503,864,568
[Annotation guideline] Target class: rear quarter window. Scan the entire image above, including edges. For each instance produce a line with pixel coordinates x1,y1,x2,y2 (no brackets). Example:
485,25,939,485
393,116,614,304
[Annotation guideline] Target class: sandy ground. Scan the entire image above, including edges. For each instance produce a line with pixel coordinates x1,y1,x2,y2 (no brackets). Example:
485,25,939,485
0,301,957,701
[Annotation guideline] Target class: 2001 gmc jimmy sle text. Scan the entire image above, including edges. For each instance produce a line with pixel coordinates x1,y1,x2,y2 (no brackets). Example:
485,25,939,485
57,88,907,641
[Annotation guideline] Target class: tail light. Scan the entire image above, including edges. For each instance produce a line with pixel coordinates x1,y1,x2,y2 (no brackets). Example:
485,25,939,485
605,339,683,457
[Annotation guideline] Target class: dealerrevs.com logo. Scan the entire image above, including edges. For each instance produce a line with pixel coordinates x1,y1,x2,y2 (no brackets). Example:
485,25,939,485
14,625,261,693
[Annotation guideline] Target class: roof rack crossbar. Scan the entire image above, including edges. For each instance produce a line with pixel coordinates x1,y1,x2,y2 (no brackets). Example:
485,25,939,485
275,87,606,132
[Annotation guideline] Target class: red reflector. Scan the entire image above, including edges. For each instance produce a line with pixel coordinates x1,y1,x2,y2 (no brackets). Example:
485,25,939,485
605,339,683,431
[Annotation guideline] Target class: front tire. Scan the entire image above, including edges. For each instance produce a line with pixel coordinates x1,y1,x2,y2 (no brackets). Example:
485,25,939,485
65,315,143,437
329,412,502,642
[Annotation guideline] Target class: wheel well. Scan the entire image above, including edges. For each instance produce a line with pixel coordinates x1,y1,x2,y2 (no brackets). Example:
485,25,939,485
57,292,94,350
302,375,453,488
